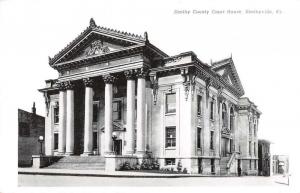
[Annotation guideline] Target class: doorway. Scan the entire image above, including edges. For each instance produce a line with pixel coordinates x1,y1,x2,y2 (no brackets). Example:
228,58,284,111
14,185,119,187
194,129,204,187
114,139,122,155
198,158,203,174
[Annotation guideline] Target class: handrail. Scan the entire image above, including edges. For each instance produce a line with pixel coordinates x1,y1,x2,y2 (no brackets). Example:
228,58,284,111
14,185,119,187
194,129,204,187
226,152,236,169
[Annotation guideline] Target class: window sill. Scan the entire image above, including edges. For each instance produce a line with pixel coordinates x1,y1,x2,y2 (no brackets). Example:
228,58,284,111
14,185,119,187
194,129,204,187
165,147,176,150
165,113,176,116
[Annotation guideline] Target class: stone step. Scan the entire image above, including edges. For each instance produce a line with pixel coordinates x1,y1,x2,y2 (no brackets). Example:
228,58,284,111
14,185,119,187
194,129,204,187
47,156,106,170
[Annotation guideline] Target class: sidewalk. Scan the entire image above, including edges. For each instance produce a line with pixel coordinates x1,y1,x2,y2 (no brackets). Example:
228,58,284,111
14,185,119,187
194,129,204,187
18,167,231,178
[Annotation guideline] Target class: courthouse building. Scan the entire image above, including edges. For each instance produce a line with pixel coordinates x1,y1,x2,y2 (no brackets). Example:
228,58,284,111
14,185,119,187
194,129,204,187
39,18,261,175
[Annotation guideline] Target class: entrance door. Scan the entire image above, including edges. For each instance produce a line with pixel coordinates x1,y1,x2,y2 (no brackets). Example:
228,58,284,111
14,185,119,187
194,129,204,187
221,137,227,157
237,159,241,176
114,140,122,155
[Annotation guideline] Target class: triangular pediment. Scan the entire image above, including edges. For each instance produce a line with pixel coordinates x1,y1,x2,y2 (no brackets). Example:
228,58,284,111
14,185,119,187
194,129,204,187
211,58,245,95
49,18,168,68
52,31,143,65
49,19,147,65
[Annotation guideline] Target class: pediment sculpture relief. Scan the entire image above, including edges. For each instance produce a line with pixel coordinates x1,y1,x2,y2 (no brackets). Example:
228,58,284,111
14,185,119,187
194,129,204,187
85,40,110,56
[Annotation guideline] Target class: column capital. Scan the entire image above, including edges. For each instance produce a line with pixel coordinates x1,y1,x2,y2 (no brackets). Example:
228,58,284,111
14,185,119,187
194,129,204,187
103,74,116,84
83,78,94,87
64,81,75,90
56,82,66,91
124,70,136,80
136,67,149,79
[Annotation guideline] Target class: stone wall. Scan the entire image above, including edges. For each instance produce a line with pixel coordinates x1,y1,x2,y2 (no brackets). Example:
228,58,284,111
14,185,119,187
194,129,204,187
18,109,45,167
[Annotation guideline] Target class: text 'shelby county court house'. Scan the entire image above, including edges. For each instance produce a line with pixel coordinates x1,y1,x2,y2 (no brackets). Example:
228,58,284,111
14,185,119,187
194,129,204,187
39,18,261,175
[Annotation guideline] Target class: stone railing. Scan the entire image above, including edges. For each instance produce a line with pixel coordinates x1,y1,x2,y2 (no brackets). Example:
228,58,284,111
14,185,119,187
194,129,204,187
226,152,236,169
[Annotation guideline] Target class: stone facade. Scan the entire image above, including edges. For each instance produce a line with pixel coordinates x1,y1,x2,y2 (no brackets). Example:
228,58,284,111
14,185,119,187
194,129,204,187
18,103,45,166
39,18,261,175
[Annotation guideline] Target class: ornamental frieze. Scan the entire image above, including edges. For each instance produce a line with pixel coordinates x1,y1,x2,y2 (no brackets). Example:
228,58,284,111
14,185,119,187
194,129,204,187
165,56,182,64
150,74,159,105
85,40,110,56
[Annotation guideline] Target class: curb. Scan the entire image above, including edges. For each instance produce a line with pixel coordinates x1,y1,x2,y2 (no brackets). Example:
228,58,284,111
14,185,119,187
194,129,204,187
18,171,239,178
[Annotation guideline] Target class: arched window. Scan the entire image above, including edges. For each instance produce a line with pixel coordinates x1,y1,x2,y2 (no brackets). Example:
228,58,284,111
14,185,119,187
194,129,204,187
230,107,234,130
222,103,227,128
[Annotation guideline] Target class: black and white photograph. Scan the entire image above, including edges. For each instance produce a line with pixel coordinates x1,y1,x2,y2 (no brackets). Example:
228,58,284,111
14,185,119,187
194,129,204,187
0,0,299,192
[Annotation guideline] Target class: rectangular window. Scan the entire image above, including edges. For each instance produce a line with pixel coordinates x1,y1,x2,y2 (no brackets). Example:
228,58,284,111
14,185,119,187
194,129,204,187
254,160,257,169
93,103,98,122
54,133,58,150
166,93,176,114
210,100,214,120
254,124,257,137
210,131,214,150
197,127,202,149
112,101,121,120
165,127,176,148
197,95,202,116
249,141,252,156
249,160,252,170
165,158,175,166
54,106,59,124
93,131,98,150
19,122,30,137
211,159,215,173
254,142,256,156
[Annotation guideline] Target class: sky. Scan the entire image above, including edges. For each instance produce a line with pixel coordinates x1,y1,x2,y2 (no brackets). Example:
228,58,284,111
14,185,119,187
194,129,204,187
0,0,300,191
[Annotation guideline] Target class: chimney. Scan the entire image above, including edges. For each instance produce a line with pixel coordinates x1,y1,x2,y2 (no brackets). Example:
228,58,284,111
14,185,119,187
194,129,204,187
32,102,36,114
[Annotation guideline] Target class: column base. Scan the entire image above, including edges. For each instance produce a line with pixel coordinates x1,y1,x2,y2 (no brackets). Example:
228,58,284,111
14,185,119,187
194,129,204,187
125,150,135,155
135,151,146,156
104,151,115,156
57,152,65,156
81,152,93,156
64,152,74,156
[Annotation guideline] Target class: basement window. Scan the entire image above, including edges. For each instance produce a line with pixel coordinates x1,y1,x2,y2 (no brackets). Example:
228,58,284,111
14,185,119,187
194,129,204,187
165,158,175,166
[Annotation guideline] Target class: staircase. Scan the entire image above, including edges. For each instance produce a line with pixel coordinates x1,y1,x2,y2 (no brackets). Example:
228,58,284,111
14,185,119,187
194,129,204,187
47,156,105,170
220,156,230,175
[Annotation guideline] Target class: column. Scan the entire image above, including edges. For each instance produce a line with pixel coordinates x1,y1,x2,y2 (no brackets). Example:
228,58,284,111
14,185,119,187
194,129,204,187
82,78,94,156
65,81,75,155
124,70,135,154
136,67,147,154
103,74,116,155
57,82,66,154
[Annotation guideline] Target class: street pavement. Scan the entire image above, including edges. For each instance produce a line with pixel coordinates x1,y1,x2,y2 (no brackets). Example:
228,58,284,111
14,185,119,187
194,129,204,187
18,174,290,187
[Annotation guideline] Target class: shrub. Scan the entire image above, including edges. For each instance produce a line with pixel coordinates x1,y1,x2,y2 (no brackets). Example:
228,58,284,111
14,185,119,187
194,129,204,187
152,159,160,170
183,168,188,174
141,159,149,170
177,160,182,173
135,163,141,170
123,161,131,170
